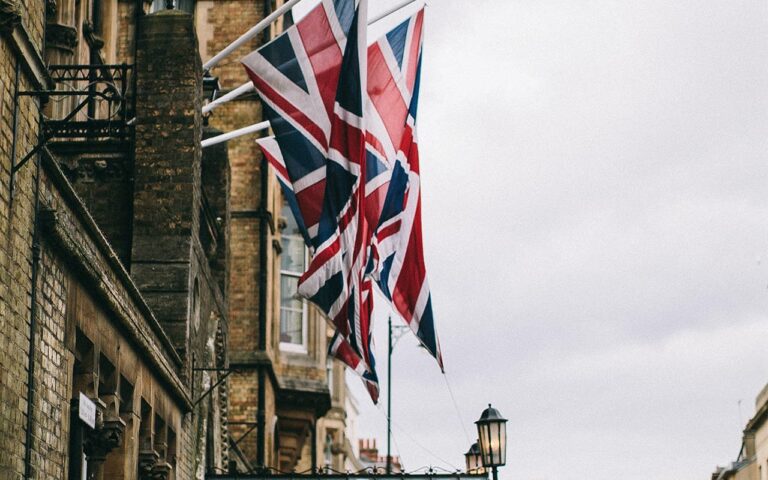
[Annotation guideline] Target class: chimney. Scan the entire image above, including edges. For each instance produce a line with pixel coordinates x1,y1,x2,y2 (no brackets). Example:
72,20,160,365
130,9,203,362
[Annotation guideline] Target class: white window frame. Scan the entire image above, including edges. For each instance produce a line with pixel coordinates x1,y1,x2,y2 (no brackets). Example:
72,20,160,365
279,212,309,353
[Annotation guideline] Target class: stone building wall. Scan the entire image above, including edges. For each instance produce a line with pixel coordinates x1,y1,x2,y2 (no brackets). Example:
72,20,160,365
196,0,278,468
0,0,50,476
0,0,232,478
196,0,344,473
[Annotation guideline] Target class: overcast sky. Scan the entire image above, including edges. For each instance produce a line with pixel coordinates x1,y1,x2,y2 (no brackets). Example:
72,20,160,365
294,1,768,478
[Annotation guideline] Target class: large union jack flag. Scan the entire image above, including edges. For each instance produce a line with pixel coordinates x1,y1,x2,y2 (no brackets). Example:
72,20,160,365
366,9,443,371
242,1,442,402
243,0,380,400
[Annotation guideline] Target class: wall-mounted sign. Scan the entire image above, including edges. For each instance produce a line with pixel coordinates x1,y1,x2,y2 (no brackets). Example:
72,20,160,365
78,392,96,429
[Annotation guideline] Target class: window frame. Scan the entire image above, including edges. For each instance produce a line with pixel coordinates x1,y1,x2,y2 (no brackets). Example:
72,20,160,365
279,204,309,354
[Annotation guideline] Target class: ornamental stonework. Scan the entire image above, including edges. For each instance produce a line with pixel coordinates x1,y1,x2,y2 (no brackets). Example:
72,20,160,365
0,0,21,34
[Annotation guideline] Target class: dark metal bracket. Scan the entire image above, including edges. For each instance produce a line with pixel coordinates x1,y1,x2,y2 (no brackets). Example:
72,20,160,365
8,63,134,200
191,354,240,408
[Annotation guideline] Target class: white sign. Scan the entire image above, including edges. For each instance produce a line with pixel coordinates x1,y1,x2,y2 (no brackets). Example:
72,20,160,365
78,392,96,429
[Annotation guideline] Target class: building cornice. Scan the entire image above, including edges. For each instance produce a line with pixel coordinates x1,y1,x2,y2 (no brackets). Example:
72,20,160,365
39,149,193,412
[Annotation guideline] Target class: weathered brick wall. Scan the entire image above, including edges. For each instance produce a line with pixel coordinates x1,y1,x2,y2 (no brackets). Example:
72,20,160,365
58,153,134,264
32,243,70,479
131,8,203,357
0,0,48,476
36,151,193,479
197,1,335,470
197,0,276,468
132,9,232,477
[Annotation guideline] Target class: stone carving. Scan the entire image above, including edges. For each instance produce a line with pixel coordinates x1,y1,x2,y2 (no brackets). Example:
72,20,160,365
0,0,22,35
152,461,173,480
138,450,160,480
46,23,78,52
59,155,131,184
82,20,104,50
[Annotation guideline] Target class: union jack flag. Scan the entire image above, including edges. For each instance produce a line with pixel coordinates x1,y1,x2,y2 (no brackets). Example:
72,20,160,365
242,0,354,249
366,9,444,371
243,2,443,402
243,0,380,399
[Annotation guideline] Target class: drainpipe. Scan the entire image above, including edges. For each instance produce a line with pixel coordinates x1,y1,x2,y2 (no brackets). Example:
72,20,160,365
310,422,317,473
23,77,45,480
23,1,50,474
256,0,273,466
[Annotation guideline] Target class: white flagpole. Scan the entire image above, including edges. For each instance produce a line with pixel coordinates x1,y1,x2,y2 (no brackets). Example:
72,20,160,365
203,0,303,71
368,0,418,25
203,82,256,114
201,120,270,148
202,0,421,115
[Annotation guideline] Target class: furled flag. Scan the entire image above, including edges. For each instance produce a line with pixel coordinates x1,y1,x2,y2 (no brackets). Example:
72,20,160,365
242,0,380,400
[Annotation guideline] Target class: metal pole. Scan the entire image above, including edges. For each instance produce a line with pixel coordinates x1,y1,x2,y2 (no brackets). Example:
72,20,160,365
387,315,392,474
492,466,498,480
368,0,418,24
200,120,270,148
203,82,255,114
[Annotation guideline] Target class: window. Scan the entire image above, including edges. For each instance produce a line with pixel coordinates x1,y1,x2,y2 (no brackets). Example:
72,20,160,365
150,0,195,13
280,200,308,352
326,357,334,391
324,432,333,468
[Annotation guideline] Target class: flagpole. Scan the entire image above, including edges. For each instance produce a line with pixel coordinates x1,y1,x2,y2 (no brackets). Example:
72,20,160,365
369,0,418,25
387,314,393,475
201,120,270,148
201,0,422,115
203,0,302,71
203,82,255,115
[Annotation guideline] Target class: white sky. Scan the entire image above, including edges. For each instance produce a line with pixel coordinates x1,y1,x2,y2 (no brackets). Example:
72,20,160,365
294,1,768,478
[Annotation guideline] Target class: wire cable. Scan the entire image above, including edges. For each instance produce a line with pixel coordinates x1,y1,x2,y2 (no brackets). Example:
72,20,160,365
374,403,459,471
442,372,473,444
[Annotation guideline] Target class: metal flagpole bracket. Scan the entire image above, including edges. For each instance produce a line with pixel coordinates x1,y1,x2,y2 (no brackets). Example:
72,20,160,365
191,366,240,407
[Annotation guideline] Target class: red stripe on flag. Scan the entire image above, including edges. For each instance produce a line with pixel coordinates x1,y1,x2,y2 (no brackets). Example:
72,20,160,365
392,200,427,324
296,6,344,121
245,68,329,151
376,219,401,242
296,180,326,229
329,119,365,165
301,235,341,282
405,10,424,92
368,44,409,150
261,145,289,180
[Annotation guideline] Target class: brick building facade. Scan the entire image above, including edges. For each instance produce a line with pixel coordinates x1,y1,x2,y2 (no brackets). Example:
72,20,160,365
0,0,358,478
0,0,231,477
195,0,358,474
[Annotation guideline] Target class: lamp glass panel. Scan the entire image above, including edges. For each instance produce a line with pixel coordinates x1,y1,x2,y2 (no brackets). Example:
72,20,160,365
470,456,484,474
488,422,500,465
497,422,507,466
478,422,491,466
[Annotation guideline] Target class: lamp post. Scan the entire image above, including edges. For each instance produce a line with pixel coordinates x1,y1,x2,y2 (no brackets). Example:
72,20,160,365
464,441,485,475
475,404,507,480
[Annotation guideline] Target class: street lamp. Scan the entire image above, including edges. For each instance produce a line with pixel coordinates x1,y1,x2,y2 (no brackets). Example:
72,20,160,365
475,404,507,480
464,441,485,474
